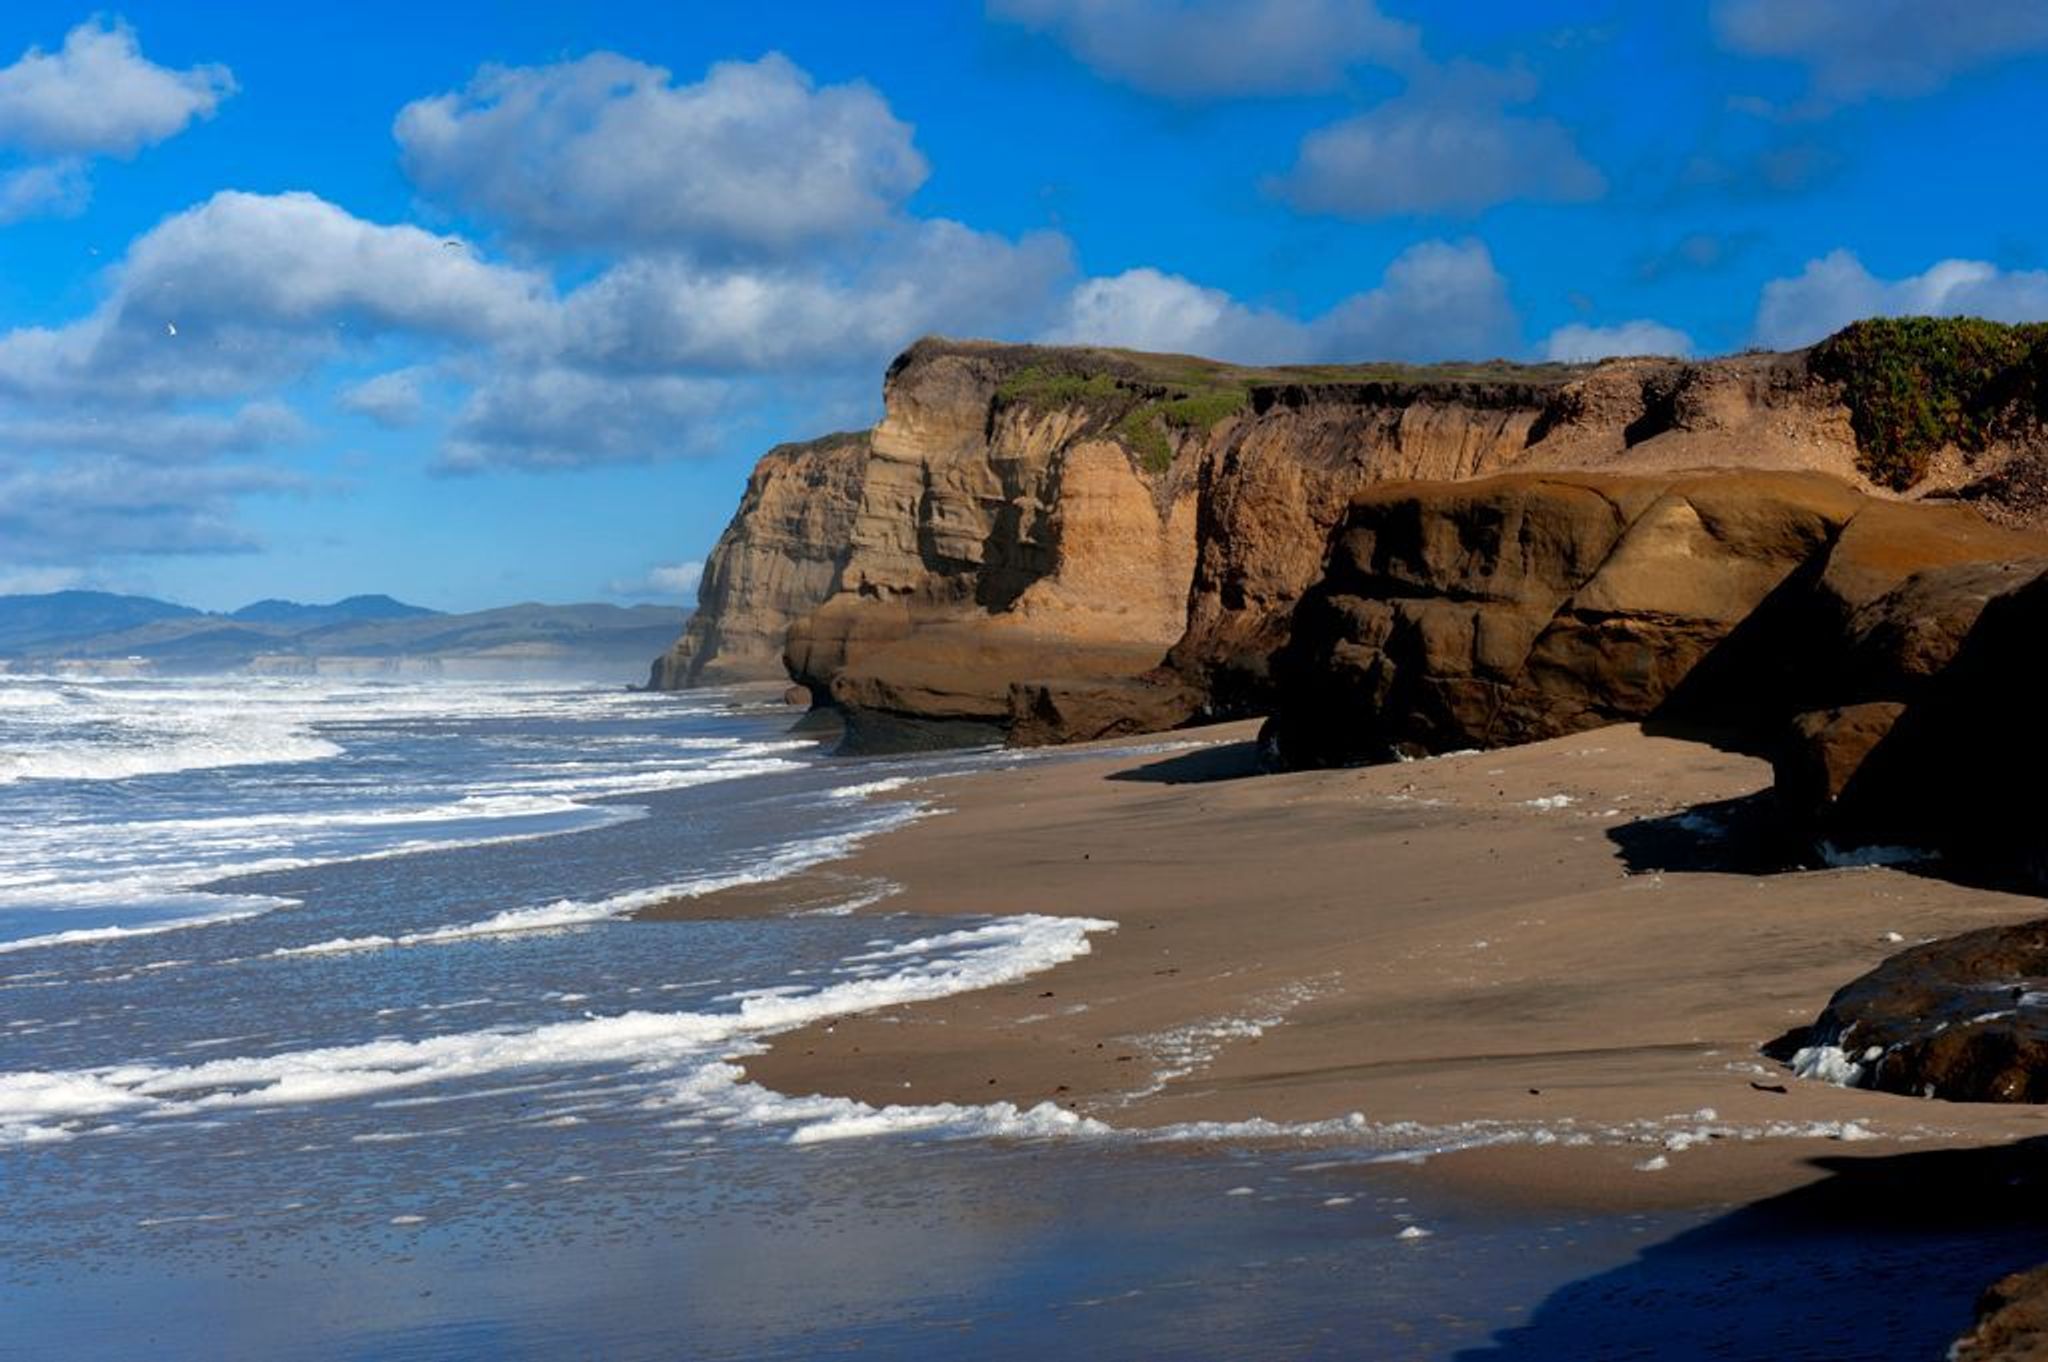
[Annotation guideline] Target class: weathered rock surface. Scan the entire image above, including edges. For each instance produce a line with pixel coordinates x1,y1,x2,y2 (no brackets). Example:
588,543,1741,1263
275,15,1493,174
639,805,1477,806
1259,466,2048,774
658,319,2048,751
1785,920,2048,1102
647,432,869,689
783,341,1211,748
1797,566,2048,875
1956,1266,2048,1362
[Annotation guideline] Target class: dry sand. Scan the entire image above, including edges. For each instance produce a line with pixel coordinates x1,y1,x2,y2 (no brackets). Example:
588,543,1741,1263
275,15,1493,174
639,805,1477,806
641,720,2048,1210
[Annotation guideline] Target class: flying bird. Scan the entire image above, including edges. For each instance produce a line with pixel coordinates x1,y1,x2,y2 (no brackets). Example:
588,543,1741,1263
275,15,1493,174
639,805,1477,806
164,322,177,337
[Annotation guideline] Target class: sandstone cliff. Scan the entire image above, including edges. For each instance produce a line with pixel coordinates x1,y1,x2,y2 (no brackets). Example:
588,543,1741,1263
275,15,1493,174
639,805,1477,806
647,432,868,689
1259,470,2048,769
652,317,2048,748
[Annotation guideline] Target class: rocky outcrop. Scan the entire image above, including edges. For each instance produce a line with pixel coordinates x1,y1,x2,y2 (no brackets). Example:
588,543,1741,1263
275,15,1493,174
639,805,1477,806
783,341,1210,747
1783,920,2048,1102
1958,1267,2048,1362
657,318,2048,747
1259,467,2048,772
1782,564,2048,877
648,433,868,689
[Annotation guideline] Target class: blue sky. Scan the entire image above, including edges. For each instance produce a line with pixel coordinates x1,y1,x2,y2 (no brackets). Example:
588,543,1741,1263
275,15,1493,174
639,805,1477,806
4,1,2048,611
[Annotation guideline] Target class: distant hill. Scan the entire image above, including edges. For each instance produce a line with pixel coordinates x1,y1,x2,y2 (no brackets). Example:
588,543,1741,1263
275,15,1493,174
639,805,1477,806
230,594,439,626
0,591,200,652
0,592,685,683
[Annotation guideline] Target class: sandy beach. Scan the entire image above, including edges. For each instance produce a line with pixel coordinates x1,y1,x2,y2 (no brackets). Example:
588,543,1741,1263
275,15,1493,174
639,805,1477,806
646,720,2048,1212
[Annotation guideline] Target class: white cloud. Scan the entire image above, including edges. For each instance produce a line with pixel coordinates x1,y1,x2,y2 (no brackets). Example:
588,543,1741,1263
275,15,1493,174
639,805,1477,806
0,158,86,223
0,20,231,226
396,52,926,255
1541,320,1694,362
0,401,303,462
553,220,1073,374
611,561,705,600
988,0,1418,97
0,19,232,157
0,456,297,562
1052,268,1309,360
339,368,431,428
1045,239,1517,364
440,369,733,472
1314,239,1520,360
1274,64,1603,216
1714,0,2048,100
1753,250,2048,349
0,191,549,405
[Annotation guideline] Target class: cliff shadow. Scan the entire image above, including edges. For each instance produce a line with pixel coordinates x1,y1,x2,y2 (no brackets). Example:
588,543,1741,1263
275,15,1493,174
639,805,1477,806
1605,790,1798,876
1105,739,1265,785
1454,1138,2048,1361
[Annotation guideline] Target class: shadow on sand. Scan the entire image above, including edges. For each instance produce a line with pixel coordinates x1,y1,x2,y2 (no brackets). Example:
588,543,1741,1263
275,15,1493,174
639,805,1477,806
1456,1139,2048,1361
1104,740,1265,785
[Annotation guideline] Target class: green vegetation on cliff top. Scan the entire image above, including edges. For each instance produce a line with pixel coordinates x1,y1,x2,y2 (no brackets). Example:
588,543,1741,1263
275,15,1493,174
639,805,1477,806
989,347,1580,474
1810,316,2048,489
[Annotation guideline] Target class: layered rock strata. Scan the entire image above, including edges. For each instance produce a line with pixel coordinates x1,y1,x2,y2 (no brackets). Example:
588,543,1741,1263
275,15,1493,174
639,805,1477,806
646,432,870,690
653,319,2048,750
1259,470,2047,769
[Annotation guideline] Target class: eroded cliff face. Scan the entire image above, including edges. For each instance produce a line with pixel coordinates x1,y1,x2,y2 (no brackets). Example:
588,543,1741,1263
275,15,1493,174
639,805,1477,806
655,320,2048,749
1259,470,2048,770
783,341,1203,748
647,432,868,689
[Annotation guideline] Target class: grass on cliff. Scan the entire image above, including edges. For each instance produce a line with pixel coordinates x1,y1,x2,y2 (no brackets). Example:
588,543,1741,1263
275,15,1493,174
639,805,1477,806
991,347,1583,476
1809,317,2048,489
997,360,1252,473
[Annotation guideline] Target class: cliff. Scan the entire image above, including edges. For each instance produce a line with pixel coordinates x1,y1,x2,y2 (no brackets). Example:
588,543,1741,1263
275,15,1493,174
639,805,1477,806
1258,469,2048,769
647,431,869,689
651,317,2048,748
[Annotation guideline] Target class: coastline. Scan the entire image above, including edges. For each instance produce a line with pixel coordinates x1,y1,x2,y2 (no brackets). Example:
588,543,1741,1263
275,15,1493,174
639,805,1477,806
643,719,2048,1213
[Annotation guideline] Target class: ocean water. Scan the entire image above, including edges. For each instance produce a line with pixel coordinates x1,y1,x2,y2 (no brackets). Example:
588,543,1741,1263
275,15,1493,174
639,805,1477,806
1,676,2037,1360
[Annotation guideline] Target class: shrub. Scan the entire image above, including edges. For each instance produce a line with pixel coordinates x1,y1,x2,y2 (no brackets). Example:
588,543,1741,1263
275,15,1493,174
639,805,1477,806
1809,317,2048,489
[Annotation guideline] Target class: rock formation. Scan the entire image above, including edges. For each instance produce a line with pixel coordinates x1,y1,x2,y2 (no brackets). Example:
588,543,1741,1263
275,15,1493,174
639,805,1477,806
1956,1267,2048,1362
1259,470,2048,769
647,432,869,690
650,318,2048,750
1782,919,2048,1102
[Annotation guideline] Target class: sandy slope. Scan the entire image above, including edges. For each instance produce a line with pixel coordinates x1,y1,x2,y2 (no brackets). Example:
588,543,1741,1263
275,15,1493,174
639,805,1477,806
644,720,2048,1208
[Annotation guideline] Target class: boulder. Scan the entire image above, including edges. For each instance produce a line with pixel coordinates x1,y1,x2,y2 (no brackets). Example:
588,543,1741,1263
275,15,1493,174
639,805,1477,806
1786,920,2048,1102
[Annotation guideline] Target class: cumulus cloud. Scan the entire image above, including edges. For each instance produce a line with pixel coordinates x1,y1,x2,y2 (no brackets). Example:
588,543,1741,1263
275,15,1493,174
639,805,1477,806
396,53,926,255
988,0,1418,97
0,19,232,225
611,561,705,600
552,221,1073,374
1274,64,1603,217
1045,239,1517,364
0,191,548,405
0,18,232,156
1541,320,1695,362
1714,0,2048,100
1753,250,2048,349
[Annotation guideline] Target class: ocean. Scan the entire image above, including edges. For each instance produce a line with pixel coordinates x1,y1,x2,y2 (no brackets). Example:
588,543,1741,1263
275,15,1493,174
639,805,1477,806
0,676,2031,1360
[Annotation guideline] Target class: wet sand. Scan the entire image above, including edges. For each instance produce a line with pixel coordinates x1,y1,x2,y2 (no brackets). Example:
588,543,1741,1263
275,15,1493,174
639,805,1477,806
641,720,2048,1212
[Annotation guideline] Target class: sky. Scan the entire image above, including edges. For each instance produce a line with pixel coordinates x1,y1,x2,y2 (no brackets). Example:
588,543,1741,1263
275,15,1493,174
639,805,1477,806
4,2,2048,612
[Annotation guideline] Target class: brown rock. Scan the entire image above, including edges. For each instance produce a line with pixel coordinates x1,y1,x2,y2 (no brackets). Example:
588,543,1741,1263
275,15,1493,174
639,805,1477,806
1786,920,2048,1103
646,432,868,689
1260,470,1869,768
1775,702,1905,813
1956,1266,2048,1362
